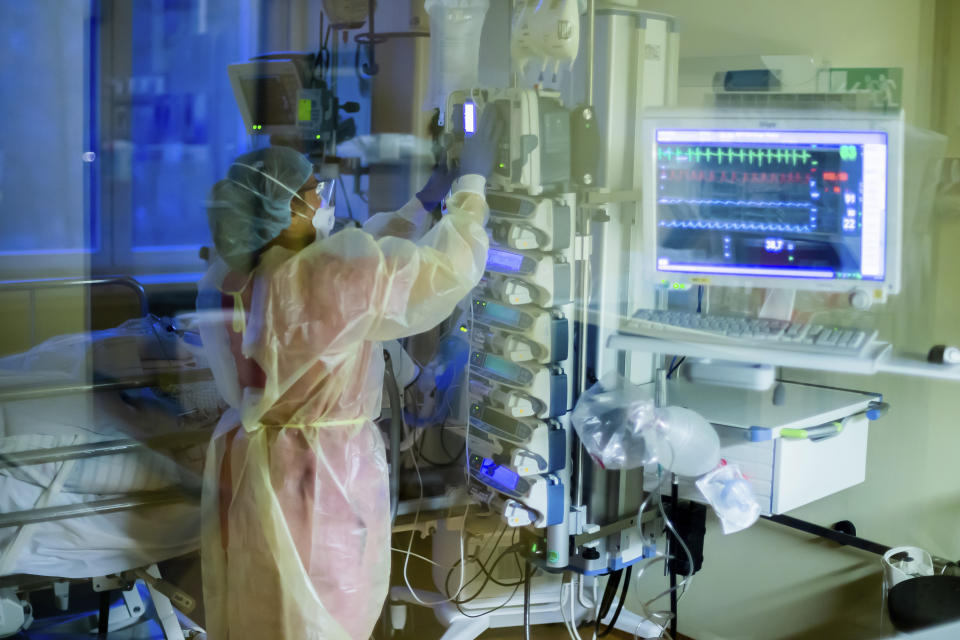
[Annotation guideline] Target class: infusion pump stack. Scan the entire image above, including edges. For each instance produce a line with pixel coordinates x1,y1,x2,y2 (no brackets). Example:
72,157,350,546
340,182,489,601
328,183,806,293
444,87,582,570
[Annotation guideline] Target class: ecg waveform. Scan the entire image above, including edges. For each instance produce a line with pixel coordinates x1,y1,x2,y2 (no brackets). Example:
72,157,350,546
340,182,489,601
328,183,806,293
661,170,807,184
658,146,813,167
659,219,814,233
658,197,811,209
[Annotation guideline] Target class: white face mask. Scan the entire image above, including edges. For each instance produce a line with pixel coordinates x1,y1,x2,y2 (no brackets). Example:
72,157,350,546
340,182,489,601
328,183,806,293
311,205,336,239
294,204,335,240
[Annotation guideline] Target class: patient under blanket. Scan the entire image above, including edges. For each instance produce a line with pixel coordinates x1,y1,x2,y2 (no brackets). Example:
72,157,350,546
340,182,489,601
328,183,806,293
0,318,221,578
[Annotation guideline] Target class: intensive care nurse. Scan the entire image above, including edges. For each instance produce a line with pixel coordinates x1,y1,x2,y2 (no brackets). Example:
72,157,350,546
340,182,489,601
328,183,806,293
196,110,503,639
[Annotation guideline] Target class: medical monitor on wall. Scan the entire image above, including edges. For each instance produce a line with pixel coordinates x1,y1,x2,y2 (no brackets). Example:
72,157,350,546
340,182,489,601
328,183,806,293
642,109,904,296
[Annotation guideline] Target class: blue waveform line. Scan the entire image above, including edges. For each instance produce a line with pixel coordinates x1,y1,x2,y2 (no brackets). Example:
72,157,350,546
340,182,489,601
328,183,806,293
659,219,813,233
658,197,811,209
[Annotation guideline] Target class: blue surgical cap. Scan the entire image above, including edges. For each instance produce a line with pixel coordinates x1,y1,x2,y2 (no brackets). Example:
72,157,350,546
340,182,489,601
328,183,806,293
207,146,313,271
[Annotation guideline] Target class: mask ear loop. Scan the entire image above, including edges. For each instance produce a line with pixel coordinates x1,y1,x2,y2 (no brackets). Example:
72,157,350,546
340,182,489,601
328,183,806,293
230,161,319,216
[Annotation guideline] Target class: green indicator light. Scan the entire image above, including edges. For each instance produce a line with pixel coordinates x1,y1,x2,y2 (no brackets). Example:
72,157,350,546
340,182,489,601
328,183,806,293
460,325,468,333
498,163,506,169
788,256,794,262
316,134,321,140
531,543,539,552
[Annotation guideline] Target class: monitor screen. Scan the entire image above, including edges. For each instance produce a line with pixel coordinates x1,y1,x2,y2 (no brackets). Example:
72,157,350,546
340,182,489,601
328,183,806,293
240,75,297,126
652,127,890,285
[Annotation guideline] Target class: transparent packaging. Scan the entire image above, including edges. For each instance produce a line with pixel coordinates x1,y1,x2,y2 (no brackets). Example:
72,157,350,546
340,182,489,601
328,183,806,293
424,0,490,120
695,464,761,534
569,376,720,476
569,375,660,471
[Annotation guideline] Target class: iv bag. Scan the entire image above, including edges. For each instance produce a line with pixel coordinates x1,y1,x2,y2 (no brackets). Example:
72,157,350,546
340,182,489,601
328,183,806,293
322,0,370,29
425,0,490,122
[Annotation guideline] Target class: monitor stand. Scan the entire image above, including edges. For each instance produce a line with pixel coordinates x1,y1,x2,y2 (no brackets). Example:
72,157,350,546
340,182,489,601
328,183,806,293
758,288,796,322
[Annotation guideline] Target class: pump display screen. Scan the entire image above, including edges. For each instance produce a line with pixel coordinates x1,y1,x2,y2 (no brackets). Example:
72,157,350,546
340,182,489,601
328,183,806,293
486,248,531,274
473,299,533,330
471,352,533,385
653,128,889,283
477,456,520,491
470,403,528,440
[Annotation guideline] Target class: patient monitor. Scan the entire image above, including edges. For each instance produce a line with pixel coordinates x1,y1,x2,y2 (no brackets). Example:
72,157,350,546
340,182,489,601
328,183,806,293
641,109,905,302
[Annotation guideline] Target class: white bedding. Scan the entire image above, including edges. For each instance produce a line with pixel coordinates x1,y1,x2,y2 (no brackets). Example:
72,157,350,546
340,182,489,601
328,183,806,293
0,319,217,578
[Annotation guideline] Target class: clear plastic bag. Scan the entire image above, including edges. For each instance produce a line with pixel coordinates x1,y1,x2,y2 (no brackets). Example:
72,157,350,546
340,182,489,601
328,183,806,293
569,375,660,470
695,464,760,534
424,0,490,119
570,376,720,475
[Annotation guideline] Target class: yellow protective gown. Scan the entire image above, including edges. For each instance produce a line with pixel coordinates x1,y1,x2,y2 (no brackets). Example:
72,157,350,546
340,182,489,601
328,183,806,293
198,180,489,640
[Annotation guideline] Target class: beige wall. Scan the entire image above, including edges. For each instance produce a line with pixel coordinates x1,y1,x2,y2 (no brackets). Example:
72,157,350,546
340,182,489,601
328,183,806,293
606,1,957,639
932,0,960,155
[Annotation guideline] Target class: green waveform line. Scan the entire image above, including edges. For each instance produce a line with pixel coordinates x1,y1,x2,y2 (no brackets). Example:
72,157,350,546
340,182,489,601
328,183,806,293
659,146,813,166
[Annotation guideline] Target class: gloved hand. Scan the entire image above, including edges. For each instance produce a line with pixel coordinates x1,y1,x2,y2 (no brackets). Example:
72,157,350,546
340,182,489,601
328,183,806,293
416,165,456,211
459,107,506,179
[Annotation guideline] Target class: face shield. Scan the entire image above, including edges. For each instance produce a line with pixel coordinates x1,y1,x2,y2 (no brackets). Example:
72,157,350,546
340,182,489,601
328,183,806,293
292,178,337,240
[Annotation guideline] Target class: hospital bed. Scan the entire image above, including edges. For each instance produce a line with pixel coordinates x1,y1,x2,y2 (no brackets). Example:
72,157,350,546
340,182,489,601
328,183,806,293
0,277,219,639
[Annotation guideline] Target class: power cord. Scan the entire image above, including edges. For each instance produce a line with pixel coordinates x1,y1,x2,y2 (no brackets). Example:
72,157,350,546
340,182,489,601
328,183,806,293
597,565,632,637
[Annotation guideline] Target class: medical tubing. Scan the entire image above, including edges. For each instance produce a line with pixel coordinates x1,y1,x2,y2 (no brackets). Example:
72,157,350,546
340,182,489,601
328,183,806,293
443,525,509,597
444,534,525,605
455,573,522,619
567,575,586,640
384,350,403,523
626,555,672,640
414,425,464,467
454,542,525,618
401,442,469,607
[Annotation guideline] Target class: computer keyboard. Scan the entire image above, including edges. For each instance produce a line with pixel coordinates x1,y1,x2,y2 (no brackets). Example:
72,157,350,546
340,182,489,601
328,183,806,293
621,309,880,357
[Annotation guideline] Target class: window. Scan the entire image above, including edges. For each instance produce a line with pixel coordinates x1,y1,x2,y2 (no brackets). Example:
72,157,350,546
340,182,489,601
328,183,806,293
1,0,259,278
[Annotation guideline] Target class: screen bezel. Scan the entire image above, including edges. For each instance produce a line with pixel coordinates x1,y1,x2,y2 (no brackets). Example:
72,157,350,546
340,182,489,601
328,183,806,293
228,60,304,136
641,108,904,296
